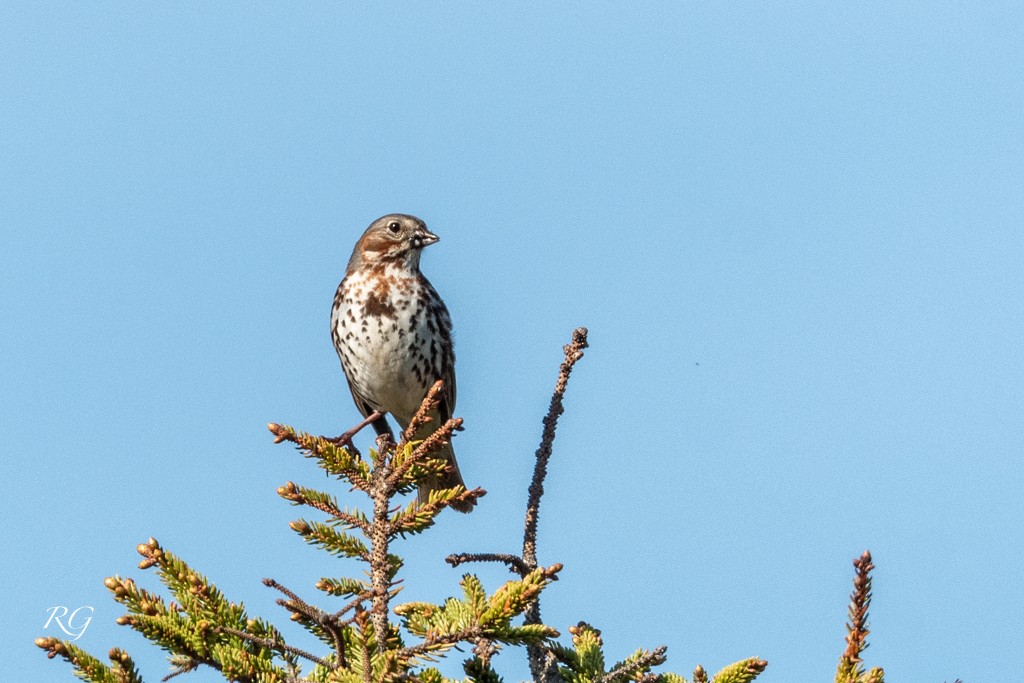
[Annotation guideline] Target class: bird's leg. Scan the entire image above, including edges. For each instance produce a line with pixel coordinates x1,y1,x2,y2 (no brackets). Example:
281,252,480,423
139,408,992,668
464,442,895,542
327,411,384,446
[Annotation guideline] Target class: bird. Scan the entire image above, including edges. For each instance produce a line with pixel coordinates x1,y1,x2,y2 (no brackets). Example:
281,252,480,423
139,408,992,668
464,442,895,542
330,214,473,512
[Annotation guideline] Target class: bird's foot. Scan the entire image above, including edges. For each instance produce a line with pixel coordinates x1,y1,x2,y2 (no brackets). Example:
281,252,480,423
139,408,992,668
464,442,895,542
326,411,383,448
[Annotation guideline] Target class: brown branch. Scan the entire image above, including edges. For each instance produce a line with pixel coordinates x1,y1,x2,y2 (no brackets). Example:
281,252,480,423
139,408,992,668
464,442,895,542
214,626,331,668
836,550,876,683
597,646,667,683
261,578,355,670
161,660,199,682
332,591,376,619
445,552,533,577
161,665,197,682
356,608,373,683
440,329,588,683
317,612,348,670
264,578,313,609
396,626,484,660
523,328,588,683
523,327,589,568
843,550,874,664
473,637,499,667
370,454,393,653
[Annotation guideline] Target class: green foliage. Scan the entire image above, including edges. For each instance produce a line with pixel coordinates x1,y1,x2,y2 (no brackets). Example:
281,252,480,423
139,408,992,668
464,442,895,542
393,571,560,662
35,402,518,683
35,335,883,683
707,659,769,683
550,622,676,683
34,639,143,683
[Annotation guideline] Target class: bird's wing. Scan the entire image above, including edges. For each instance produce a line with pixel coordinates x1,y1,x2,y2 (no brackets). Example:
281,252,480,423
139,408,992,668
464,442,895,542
435,288,457,423
343,371,378,420
439,351,456,423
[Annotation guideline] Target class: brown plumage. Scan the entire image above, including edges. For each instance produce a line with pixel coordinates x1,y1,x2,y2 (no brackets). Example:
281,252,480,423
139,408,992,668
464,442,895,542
330,214,472,512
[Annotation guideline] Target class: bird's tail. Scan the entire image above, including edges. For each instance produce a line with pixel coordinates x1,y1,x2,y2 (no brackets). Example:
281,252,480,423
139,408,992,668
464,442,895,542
418,441,474,513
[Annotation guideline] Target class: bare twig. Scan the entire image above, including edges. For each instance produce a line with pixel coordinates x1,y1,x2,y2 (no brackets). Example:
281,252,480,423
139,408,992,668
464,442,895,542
523,327,589,568
445,552,533,577
523,328,588,683
160,657,199,682
214,626,331,668
264,578,312,611
444,329,589,683
317,612,348,669
396,626,484,659
264,577,350,668
331,591,375,619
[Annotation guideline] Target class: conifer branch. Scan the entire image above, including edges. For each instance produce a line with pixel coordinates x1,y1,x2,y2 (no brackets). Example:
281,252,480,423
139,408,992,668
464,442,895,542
523,328,589,682
445,329,590,683
264,577,309,607
389,416,465,489
598,646,668,683
399,379,446,449
473,637,500,667
214,626,332,668
370,444,396,653
445,553,533,577
360,614,374,683
162,659,199,681
289,519,371,561
396,627,485,659
35,638,143,683
40,324,784,683
277,482,371,533
523,327,589,568
268,423,372,490
322,615,349,669
836,551,882,683
263,578,355,669
408,417,462,463
265,577,339,642
709,658,767,683
331,590,377,618
843,551,873,663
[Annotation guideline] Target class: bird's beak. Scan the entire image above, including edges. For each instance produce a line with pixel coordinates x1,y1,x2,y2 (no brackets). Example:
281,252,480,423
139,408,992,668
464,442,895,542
418,228,440,246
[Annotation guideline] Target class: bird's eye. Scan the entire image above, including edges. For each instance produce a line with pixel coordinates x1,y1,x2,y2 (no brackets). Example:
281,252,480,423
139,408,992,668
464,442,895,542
387,221,401,234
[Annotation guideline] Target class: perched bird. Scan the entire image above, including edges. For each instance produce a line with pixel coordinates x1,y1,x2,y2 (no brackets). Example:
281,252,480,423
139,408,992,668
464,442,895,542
330,214,472,512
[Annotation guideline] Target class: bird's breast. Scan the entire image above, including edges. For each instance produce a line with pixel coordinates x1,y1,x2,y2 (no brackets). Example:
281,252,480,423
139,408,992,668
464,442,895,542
331,268,448,420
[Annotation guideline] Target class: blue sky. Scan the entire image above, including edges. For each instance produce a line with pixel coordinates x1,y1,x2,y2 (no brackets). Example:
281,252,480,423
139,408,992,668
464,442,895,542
2,3,1022,682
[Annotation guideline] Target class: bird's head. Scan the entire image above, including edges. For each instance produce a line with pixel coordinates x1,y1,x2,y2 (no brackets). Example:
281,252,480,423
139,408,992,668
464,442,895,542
347,214,440,273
